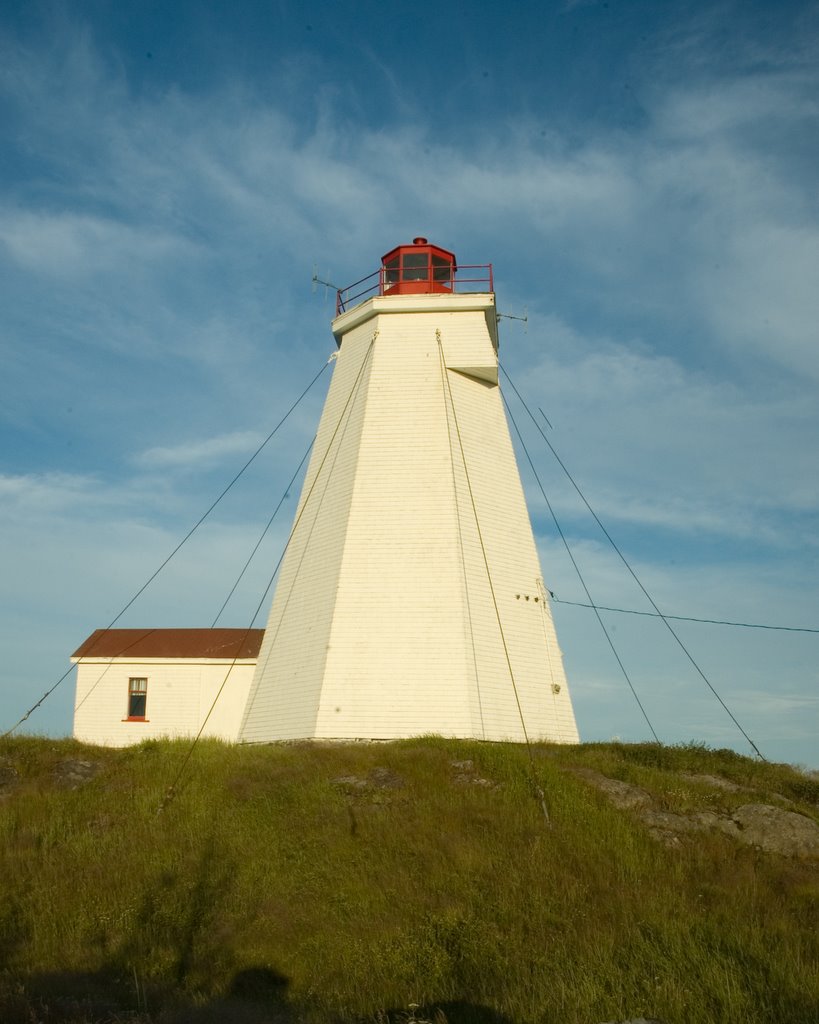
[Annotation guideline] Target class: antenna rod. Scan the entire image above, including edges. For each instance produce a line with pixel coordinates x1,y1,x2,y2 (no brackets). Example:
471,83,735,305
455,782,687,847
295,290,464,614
312,269,340,292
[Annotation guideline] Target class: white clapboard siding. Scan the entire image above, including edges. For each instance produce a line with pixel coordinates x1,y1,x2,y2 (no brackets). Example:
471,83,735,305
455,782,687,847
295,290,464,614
71,629,263,747
240,293,579,743
73,658,256,747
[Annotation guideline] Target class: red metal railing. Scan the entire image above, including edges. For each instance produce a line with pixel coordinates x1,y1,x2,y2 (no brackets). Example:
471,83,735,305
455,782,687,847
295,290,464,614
336,264,494,315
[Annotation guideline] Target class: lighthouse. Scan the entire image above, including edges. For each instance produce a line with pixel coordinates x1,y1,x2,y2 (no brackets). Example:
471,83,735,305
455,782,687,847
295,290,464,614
239,238,579,744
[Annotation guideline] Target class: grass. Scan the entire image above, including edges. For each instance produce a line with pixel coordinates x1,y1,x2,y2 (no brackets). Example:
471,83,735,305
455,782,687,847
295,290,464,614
0,735,817,1023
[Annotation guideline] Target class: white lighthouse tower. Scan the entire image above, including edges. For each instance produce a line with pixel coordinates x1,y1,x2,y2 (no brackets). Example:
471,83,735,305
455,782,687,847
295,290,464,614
240,238,579,744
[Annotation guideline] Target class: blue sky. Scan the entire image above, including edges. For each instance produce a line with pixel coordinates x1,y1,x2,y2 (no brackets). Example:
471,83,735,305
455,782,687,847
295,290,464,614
1,0,817,767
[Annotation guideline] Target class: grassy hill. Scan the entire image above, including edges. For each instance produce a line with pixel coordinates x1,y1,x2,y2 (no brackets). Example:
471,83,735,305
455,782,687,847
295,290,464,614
0,735,817,1024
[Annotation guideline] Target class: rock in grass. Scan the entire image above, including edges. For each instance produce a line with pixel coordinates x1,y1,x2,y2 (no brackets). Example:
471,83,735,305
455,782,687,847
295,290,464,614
51,759,100,789
450,759,498,788
569,768,652,810
732,803,819,857
679,772,744,792
570,767,819,858
331,766,405,791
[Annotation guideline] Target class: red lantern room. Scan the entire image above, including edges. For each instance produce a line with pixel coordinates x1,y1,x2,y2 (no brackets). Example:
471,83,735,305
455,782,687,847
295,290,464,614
381,237,457,296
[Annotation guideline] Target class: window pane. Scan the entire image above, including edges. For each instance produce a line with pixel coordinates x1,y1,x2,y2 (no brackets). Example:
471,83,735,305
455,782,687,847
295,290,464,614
128,677,147,717
402,252,429,281
128,693,147,717
432,255,453,284
384,257,399,286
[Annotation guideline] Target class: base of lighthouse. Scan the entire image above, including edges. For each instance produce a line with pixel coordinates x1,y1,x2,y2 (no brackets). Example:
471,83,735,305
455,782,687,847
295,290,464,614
239,292,579,745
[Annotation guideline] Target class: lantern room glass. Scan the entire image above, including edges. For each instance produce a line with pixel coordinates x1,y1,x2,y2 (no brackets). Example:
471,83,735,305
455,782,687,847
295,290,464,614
380,240,456,295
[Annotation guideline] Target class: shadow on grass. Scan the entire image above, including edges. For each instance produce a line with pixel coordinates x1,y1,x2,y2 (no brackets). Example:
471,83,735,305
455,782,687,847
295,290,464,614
1,970,514,1023
0,830,301,1023
0,964,296,1023
0,836,511,1023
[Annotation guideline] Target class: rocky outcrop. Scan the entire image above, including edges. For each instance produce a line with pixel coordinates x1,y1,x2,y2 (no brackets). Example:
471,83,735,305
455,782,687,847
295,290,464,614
450,759,499,789
731,803,819,857
569,768,652,809
679,771,744,792
572,769,819,858
331,766,405,791
51,759,100,789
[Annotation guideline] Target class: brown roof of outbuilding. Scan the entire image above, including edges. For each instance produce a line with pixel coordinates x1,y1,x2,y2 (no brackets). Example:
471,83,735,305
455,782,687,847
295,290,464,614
71,628,265,661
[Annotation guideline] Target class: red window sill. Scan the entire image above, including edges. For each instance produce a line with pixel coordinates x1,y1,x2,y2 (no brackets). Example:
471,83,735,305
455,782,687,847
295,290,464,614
123,717,150,722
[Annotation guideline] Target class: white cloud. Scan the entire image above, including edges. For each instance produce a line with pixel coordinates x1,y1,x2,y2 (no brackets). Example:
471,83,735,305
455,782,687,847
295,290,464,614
509,319,819,550
0,210,198,279
698,223,819,376
0,471,101,515
3,20,816,385
655,72,819,144
134,431,262,469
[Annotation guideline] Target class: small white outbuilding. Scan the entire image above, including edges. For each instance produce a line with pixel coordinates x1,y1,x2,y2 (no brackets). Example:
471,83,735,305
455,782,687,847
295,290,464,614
71,629,263,747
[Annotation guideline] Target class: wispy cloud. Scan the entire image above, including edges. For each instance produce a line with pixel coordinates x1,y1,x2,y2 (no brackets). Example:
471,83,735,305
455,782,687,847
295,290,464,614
3,19,817,383
0,471,102,515
0,210,198,279
509,319,819,552
134,431,262,469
